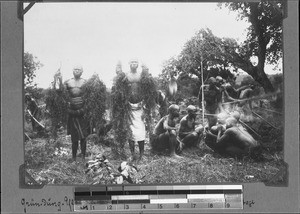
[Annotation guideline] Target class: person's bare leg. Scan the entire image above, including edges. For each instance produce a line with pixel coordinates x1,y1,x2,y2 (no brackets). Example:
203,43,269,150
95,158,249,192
138,140,144,160
129,140,136,159
80,138,86,162
72,140,78,162
169,130,182,158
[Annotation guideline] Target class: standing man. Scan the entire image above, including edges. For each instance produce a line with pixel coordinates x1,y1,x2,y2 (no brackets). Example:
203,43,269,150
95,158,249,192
178,105,203,149
57,65,89,162
199,77,223,128
126,59,146,161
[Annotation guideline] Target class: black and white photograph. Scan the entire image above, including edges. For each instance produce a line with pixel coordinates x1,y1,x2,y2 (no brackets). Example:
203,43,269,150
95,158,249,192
23,2,285,186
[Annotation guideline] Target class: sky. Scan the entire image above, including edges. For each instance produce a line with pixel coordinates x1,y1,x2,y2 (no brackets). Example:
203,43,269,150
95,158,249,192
24,2,281,89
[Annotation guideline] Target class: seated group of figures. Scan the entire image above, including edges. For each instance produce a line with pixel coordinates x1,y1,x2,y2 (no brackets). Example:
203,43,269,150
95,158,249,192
25,59,261,163
151,104,261,160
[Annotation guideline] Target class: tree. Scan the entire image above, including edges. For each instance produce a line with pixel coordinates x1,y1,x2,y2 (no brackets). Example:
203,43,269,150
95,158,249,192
24,52,43,90
219,1,284,92
161,28,236,96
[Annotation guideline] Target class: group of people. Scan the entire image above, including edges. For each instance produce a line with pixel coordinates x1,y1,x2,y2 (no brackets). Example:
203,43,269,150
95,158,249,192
200,75,256,128
25,59,261,162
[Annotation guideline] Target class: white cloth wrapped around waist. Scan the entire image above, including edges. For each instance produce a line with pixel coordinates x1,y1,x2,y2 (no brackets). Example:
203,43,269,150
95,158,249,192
129,102,146,141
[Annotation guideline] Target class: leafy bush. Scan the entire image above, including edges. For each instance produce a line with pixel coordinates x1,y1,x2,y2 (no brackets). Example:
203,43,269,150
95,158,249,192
45,88,69,137
82,74,107,136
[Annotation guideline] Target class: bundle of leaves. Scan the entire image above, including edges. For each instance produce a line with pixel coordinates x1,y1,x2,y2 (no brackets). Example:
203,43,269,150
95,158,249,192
44,87,69,136
85,155,118,185
139,69,158,136
82,74,107,136
110,72,133,159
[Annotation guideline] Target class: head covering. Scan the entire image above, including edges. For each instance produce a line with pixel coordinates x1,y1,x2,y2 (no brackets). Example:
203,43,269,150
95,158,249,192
207,77,216,85
25,93,31,100
168,104,180,117
186,105,197,114
216,76,223,82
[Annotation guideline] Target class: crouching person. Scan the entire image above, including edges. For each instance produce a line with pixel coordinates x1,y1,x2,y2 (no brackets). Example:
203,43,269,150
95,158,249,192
204,117,261,159
178,105,204,149
151,104,182,158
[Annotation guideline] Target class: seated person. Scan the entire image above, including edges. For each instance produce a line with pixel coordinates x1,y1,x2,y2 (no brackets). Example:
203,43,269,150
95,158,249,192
178,105,203,149
204,117,261,158
151,104,182,158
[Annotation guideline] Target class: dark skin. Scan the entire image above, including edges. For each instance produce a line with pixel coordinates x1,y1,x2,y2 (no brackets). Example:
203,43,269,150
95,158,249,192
200,82,223,128
178,112,203,148
205,118,259,157
153,108,182,158
57,68,87,162
126,60,145,160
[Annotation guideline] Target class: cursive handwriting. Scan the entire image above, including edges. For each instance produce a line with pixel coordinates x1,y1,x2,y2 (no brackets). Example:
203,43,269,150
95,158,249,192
21,196,74,213
243,199,255,208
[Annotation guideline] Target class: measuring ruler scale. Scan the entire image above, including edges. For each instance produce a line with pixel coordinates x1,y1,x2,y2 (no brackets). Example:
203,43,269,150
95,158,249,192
74,184,243,212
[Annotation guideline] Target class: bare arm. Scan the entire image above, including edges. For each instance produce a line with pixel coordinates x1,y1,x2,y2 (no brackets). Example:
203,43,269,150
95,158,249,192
178,119,193,135
216,129,231,144
236,85,251,93
163,117,177,131
223,89,239,102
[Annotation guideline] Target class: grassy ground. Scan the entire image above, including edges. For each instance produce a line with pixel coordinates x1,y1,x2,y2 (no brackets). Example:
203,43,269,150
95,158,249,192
24,100,285,186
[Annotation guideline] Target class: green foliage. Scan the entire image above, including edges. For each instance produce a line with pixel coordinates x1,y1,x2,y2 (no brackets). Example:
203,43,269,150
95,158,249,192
220,1,283,65
44,87,69,137
24,52,43,89
82,74,107,134
140,69,157,111
25,86,44,102
160,29,239,99
140,68,158,137
111,72,133,159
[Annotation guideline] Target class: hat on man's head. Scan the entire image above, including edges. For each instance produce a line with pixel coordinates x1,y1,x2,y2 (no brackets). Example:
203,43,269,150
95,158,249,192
216,76,223,82
168,104,180,116
186,105,197,114
207,77,216,84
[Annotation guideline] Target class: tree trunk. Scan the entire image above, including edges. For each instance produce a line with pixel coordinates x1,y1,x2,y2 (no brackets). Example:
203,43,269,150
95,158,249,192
247,66,275,93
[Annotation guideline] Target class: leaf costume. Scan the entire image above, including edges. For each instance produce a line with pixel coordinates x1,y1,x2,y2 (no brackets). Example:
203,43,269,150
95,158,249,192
111,68,157,158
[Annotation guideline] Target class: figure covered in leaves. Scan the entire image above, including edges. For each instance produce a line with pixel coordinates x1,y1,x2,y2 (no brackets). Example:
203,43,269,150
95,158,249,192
111,59,157,160
56,65,90,162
